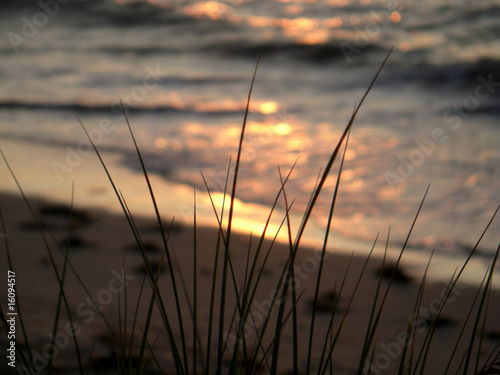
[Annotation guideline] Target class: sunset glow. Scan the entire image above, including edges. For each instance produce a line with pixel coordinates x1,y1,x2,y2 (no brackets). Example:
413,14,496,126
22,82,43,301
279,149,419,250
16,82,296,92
259,101,278,114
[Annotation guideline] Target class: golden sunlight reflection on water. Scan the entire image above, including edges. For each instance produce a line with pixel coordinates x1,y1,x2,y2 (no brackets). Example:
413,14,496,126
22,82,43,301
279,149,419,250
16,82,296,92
152,92,283,115
184,1,228,20
171,0,408,47
259,101,278,114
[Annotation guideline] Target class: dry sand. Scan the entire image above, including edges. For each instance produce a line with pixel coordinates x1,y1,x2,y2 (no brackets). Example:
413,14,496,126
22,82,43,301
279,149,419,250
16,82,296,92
0,192,499,374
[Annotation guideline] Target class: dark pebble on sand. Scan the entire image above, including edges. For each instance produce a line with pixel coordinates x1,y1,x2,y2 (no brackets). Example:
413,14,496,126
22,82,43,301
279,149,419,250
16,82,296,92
376,263,412,284
92,351,144,371
308,291,343,314
19,220,58,231
134,261,167,275
144,219,183,234
424,314,457,329
59,235,88,249
485,329,500,340
125,241,161,253
38,204,92,224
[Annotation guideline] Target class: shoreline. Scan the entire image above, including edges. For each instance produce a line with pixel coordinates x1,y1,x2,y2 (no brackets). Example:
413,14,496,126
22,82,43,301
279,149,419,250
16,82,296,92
1,136,498,290
1,191,499,374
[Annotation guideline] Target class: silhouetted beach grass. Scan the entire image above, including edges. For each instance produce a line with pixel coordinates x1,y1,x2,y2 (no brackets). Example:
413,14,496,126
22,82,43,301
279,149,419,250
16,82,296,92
1,50,499,375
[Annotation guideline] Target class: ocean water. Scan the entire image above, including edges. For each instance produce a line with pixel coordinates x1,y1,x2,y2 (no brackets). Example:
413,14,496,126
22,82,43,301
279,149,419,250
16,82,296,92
1,0,499,265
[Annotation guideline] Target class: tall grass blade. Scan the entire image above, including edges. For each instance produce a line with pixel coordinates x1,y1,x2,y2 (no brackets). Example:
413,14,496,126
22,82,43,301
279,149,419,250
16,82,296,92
278,168,299,375
1,148,83,373
234,158,298,353
269,206,299,373
317,263,352,374
247,215,294,372
474,282,492,374
441,270,488,375
397,252,433,375
318,235,378,375
0,202,33,367
217,52,262,375
47,183,83,375
193,189,199,374
270,49,392,375
118,190,178,375
201,158,231,372
307,127,351,374
258,288,306,374
119,105,189,373
78,118,185,374
357,184,429,375
246,211,291,373
292,48,392,252
411,205,500,375
462,242,500,375
477,346,500,375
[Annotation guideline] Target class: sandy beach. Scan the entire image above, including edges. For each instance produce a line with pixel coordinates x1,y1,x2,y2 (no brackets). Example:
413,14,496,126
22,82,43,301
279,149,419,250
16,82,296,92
1,191,499,374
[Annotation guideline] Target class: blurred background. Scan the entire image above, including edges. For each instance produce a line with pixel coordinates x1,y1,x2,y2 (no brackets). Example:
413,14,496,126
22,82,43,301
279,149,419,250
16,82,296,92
0,0,499,263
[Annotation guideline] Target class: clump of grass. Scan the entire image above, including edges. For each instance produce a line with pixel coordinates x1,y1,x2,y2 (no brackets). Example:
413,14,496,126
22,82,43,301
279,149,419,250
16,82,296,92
1,48,499,375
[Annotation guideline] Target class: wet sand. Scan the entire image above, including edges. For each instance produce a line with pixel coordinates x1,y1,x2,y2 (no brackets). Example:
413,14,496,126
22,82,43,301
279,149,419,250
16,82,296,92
0,192,499,374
